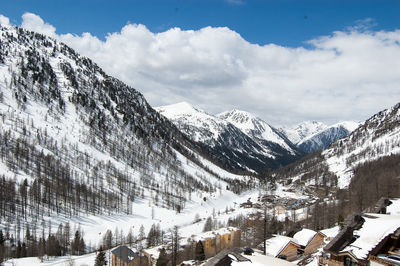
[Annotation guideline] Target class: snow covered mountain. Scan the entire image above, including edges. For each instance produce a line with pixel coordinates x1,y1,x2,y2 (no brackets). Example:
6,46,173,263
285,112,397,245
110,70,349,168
297,121,360,153
217,109,296,153
279,121,328,144
275,102,400,189
156,103,303,173
279,120,359,153
0,24,257,239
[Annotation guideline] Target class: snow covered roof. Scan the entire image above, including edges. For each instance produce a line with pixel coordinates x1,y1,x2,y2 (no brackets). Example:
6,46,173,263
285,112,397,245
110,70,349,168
293,229,319,247
189,227,239,242
387,198,400,215
341,213,400,260
264,235,300,257
231,253,295,266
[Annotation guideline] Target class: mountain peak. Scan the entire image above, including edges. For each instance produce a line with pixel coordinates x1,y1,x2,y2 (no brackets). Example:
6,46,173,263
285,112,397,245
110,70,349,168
218,109,297,153
217,109,257,128
155,102,207,117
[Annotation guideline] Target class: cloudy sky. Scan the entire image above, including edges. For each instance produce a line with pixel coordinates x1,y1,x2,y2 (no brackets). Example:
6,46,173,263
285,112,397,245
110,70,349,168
1,0,400,126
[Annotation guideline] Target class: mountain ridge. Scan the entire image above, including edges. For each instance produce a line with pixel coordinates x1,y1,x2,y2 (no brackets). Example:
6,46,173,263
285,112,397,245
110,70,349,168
156,102,303,173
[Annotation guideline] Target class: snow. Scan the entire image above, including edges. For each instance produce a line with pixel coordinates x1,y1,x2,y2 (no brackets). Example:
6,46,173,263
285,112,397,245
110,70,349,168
264,235,297,257
4,252,97,266
297,121,360,146
0,27,264,260
231,252,295,265
279,121,327,144
156,102,228,142
341,213,400,260
320,226,340,240
387,198,400,215
321,103,400,188
156,102,297,162
218,109,294,153
293,229,317,247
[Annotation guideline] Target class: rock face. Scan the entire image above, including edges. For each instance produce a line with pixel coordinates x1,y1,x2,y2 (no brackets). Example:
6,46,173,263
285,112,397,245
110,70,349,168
157,103,303,173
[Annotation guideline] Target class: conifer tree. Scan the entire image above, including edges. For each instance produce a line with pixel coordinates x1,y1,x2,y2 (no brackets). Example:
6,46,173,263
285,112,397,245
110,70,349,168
95,246,107,266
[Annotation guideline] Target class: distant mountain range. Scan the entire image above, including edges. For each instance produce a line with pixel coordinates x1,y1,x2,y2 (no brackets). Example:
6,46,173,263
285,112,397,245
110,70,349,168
156,102,303,173
279,121,359,153
156,102,360,173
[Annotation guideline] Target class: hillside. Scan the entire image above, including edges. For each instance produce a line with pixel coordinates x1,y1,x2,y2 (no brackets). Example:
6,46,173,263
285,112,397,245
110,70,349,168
0,25,257,246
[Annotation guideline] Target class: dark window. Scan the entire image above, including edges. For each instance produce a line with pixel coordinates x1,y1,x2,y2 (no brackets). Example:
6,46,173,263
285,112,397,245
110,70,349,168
344,257,357,266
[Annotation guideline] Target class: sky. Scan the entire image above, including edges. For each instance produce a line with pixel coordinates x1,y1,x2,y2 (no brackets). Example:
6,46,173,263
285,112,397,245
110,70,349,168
1,0,400,126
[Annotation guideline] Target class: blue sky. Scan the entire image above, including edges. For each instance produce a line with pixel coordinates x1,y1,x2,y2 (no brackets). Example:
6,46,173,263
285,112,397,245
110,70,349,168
1,1,400,125
3,0,399,47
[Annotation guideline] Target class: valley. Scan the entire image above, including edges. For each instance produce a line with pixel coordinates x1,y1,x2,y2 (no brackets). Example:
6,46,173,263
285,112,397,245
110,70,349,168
0,23,399,266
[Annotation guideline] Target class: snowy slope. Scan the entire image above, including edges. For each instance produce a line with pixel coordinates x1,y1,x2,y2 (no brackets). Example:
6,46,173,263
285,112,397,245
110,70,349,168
0,24,260,253
297,121,360,153
324,103,400,188
157,103,303,173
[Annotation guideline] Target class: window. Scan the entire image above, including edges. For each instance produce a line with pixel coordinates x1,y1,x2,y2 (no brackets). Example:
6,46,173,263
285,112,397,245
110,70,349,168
345,257,357,266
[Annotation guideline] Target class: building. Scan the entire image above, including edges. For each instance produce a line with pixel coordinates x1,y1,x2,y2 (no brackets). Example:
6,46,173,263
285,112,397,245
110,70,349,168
320,213,400,265
293,228,326,255
111,245,148,266
203,248,250,266
143,227,241,265
264,235,300,261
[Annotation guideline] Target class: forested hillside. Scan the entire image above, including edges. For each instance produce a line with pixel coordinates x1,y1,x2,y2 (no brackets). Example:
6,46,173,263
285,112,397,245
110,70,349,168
0,25,257,261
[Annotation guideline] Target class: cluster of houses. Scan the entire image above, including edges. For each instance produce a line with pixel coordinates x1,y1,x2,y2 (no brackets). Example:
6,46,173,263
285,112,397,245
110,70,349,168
111,227,241,266
263,228,326,262
240,194,310,214
262,195,309,212
319,198,400,266
110,197,400,266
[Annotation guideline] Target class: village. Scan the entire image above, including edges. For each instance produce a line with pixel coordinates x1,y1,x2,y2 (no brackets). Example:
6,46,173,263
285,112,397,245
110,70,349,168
108,197,400,266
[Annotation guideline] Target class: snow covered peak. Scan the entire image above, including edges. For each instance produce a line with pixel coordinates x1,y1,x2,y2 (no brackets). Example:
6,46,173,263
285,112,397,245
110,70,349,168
218,109,257,130
333,121,360,133
155,102,206,118
156,103,303,172
218,110,295,151
280,121,328,144
155,102,228,142
298,121,360,146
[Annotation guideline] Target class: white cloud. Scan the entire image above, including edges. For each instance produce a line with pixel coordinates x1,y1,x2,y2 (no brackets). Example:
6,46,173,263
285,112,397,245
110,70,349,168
0,14,10,26
14,13,400,126
21,12,56,38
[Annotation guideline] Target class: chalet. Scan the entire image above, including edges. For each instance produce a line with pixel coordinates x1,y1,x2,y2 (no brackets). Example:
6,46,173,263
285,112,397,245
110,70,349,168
293,228,326,255
320,213,400,265
264,235,300,261
111,245,148,266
